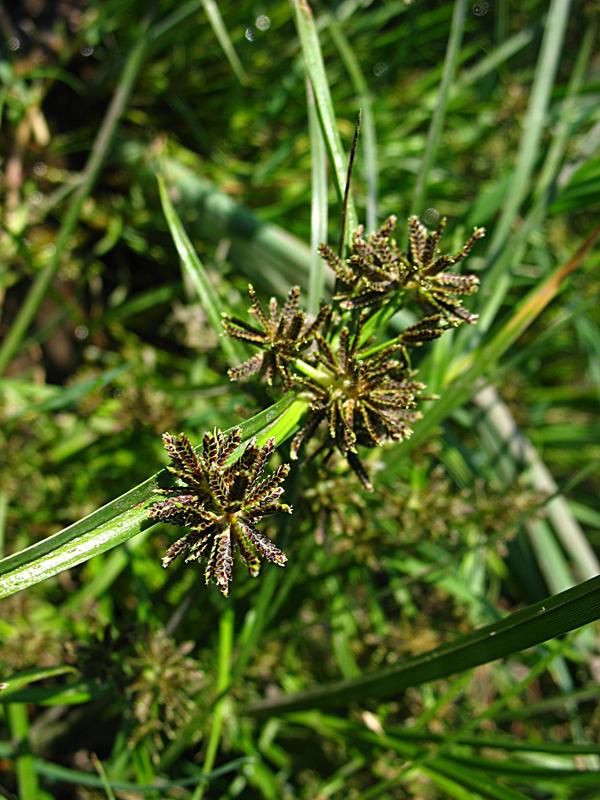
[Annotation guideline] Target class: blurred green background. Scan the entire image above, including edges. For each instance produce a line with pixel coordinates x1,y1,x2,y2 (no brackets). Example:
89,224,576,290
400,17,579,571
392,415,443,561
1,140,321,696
1,1,599,798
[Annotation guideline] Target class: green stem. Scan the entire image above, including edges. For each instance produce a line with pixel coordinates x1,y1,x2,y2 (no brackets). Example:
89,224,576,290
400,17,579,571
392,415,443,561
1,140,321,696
0,490,7,557
294,357,331,384
0,8,156,375
192,604,234,800
8,704,38,800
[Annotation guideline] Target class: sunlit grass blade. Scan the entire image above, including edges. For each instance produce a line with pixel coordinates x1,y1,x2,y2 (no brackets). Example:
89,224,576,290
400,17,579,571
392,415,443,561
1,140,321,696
326,15,378,231
0,665,76,695
477,0,573,329
245,575,600,715
201,0,247,84
307,78,328,315
1,679,105,706
157,173,241,365
292,0,358,238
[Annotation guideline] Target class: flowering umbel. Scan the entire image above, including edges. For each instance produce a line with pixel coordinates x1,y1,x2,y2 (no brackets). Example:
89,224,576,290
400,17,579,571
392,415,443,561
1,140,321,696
319,215,408,309
150,429,290,596
405,215,484,324
291,316,424,491
219,214,484,494
319,214,484,323
222,284,329,387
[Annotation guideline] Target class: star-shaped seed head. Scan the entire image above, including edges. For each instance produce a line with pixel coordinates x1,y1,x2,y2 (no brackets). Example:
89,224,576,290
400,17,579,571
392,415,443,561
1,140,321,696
319,215,407,310
291,317,424,491
222,285,330,387
406,215,485,324
150,429,290,596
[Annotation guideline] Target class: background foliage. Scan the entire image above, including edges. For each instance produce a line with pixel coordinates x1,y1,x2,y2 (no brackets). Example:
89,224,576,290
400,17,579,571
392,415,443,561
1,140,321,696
1,0,599,797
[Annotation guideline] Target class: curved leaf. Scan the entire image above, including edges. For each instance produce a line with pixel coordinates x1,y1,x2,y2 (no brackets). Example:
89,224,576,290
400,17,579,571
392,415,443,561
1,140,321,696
245,575,600,716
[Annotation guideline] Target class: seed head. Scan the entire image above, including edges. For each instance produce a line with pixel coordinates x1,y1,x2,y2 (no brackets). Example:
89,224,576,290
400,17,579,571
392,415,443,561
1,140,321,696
291,317,424,490
405,215,485,324
150,429,290,596
320,215,484,323
223,285,329,387
319,215,406,309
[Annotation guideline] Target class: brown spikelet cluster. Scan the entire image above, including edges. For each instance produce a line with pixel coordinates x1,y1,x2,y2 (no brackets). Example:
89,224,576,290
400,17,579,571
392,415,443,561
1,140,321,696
222,284,329,387
291,315,425,491
406,215,484,324
319,215,407,309
149,429,290,596
319,214,484,323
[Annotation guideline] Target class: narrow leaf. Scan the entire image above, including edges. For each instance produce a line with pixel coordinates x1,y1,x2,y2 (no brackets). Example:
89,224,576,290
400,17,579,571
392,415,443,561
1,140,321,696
245,575,600,715
292,0,358,237
201,0,247,84
157,173,241,365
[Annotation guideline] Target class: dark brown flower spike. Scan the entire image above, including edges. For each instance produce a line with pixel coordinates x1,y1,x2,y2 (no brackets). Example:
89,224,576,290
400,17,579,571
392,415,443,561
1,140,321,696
150,429,290,596
319,215,407,310
320,215,484,323
405,215,485,324
291,315,424,490
223,285,329,387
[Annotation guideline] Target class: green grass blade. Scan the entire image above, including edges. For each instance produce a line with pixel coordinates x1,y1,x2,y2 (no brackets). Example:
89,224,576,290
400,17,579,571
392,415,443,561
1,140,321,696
0,490,6,557
365,727,600,756
458,25,537,90
0,665,76,695
478,0,573,329
0,743,250,794
157,173,241,365
7,704,38,800
91,754,117,800
5,366,129,422
307,78,328,315
201,0,247,84
0,9,156,376
486,0,571,255
426,758,532,800
245,575,600,715
1,679,105,706
192,604,234,800
154,154,317,293
292,0,358,238
326,16,378,231
411,0,468,217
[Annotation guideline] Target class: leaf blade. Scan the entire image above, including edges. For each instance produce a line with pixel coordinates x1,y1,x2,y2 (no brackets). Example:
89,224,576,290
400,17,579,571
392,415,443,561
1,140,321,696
245,575,600,715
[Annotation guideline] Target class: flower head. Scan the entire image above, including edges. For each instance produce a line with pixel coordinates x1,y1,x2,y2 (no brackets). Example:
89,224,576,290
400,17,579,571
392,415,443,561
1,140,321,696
291,317,424,490
319,215,484,323
150,429,290,596
319,215,406,309
223,285,329,387
405,215,484,324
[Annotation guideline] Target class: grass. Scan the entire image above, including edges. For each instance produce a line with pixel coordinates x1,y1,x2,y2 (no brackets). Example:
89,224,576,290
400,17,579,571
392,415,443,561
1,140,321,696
0,1,599,798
